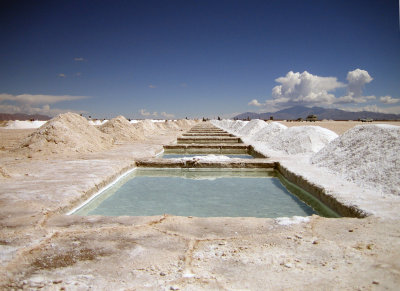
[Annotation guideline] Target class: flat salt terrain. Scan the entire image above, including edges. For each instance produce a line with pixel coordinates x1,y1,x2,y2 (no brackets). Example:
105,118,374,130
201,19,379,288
1,116,400,290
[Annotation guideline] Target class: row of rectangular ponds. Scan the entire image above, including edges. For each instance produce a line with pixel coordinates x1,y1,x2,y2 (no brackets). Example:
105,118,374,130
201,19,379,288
71,125,343,219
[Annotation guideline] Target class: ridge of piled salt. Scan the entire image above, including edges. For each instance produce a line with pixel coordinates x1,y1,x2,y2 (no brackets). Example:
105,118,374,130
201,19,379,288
100,116,146,141
213,119,336,155
137,119,159,134
258,126,338,155
311,124,400,196
237,119,268,137
228,120,248,133
251,122,287,142
16,112,114,155
176,119,197,129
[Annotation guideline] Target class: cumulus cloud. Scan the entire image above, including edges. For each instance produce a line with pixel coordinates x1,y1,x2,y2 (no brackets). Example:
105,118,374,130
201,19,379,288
161,112,175,118
338,104,400,114
266,71,345,109
139,109,158,117
248,69,386,111
335,69,375,104
140,109,151,116
335,94,376,104
139,109,175,119
0,93,89,105
380,95,399,104
0,93,89,116
248,99,263,106
346,69,373,97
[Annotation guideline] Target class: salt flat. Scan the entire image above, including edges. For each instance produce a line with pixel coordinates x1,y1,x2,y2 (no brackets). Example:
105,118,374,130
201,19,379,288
1,116,400,290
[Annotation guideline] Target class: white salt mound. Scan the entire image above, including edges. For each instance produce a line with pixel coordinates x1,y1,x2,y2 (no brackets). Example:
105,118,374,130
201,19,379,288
176,119,196,130
139,119,160,133
17,112,113,155
251,122,288,142
5,120,47,129
229,120,248,134
258,126,338,155
237,119,268,137
100,116,146,141
163,120,181,130
311,124,400,196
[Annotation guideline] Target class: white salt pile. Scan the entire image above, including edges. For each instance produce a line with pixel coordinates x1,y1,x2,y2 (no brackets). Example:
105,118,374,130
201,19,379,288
176,119,197,130
230,120,248,134
213,119,337,155
100,116,146,142
163,120,181,130
17,112,113,155
311,124,400,196
256,126,338,155
251,122,287,142
237,119,268,137
5,120,47,129
136,119,159,135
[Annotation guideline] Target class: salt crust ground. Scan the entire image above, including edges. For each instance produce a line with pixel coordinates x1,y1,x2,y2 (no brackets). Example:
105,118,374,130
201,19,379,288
0,116,400,290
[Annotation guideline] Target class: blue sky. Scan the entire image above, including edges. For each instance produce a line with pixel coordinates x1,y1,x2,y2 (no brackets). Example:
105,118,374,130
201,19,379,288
0,0,399,119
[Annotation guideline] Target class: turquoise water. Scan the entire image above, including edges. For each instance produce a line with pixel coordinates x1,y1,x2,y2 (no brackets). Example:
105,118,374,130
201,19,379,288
162,154,254,159
73,169,333,218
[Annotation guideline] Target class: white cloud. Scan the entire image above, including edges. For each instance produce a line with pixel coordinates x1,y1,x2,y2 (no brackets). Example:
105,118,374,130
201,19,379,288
0,103,85,116
161,112,175,118
265,71,345,109
148,84,156,89
335,93,376,104
249,69,386,111
0,93,89,116
140,109,151,116
380,95,399,104
58,73,66,78
139,109,175,119
346,69,373,97
139,109,158,117
0,93,89,105
180,83,188,87
74,57,85,61
338,104,400,114
248,99,263,106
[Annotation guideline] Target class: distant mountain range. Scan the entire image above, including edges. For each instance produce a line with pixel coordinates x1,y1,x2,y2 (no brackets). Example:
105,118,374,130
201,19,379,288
0,113,51,121
234,106,400,121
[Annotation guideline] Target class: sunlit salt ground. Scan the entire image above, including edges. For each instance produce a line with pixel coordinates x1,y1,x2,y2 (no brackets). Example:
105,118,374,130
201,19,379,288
74,169,318,218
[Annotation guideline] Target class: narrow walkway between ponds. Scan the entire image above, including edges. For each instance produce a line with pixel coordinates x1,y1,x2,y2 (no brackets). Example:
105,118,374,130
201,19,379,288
136,122,275,168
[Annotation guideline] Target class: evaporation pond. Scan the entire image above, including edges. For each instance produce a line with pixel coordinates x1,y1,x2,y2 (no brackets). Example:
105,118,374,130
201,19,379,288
162,154,254,159
73,169,317,218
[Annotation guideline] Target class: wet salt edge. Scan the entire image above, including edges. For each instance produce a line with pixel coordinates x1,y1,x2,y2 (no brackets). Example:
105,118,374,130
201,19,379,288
67,167,138,215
